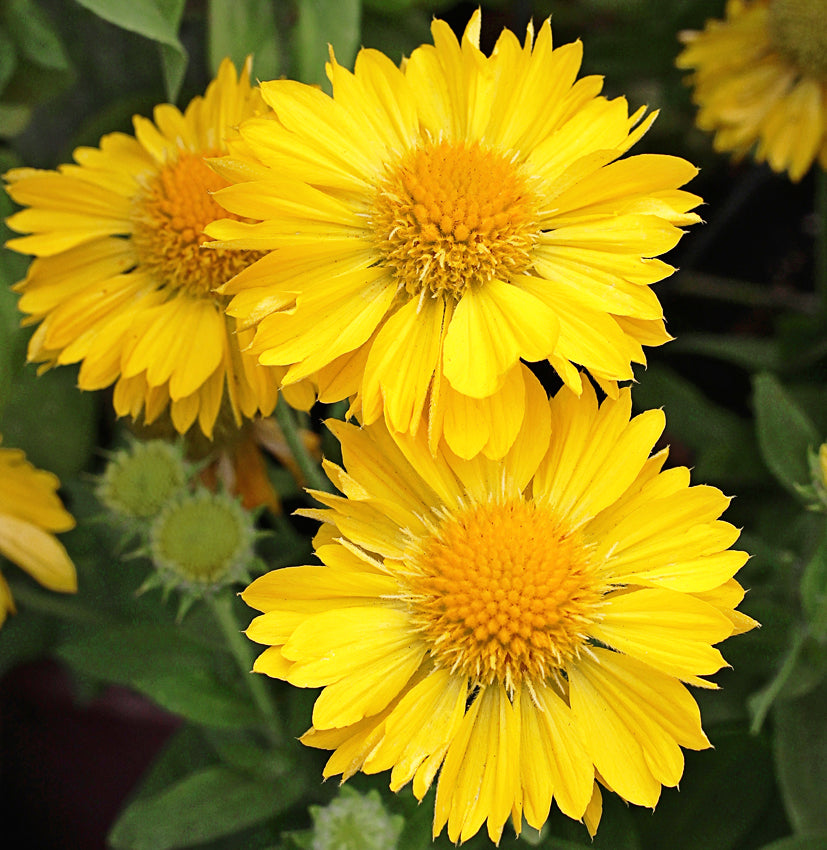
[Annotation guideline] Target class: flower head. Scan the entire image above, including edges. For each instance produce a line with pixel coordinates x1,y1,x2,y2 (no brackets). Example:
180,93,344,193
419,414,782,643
677,0,827,182
243,376,756,843
207,12,701,459
4,58,312,439
0,438,76,625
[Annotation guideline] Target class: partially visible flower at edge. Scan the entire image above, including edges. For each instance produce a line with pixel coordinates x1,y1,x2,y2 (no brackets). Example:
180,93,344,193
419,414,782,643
206,10,701,460
242,374,757,844
677,0,827,182
0,437,76,626
4,57,314,440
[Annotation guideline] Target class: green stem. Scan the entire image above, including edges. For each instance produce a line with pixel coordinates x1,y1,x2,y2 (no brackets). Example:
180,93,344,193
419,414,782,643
275,400,335,495
207,591,283,743
816,167,827,313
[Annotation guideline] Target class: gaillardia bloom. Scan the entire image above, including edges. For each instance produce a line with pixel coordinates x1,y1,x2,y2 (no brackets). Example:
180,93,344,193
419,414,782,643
4,58,309,438
0,439,76,626
677,0,827,182
207,11,701,459
243,379,756,843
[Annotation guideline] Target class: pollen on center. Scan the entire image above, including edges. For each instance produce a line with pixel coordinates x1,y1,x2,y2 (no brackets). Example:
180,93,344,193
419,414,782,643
372,140,539,301
404,499,605,690
132,152,260,299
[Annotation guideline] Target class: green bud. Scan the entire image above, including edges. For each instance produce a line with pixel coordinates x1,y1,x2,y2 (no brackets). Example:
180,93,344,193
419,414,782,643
304,787,404,850
98,439,188,520
148,489,257,595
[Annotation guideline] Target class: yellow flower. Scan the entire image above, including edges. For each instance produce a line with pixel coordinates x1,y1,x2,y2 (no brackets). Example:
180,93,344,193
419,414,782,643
206,11,701,459
4,58,311,439
242,376,756,843
677,0,827,182
0,439,76,626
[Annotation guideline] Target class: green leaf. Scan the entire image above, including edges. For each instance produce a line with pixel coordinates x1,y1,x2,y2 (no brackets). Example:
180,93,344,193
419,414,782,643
58,624,259,728
293,0,361,89
73,0,187,101
0,102,31,136
758,835,827,850
748,627,808,732
753,373,820,494
0,29,18,92
632,364,760,487
670,333,781,372
773,679,827,833
638,730,774,850
0,363,98,479
203,727,292,780
109,765,286,850
802,524,827,638
207,0,281,81
73,0,181,48
2,0,70,70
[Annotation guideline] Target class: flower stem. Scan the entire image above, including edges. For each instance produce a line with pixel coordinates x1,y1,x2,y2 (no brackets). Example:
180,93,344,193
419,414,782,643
275,400,335,495
207,590,283,743
816,167,827,313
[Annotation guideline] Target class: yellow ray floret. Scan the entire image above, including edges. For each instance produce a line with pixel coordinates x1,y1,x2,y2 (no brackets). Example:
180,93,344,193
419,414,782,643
0,438,76,626
677,0,827,182
206,11,702,459
242,377,756,843
4,58,296,439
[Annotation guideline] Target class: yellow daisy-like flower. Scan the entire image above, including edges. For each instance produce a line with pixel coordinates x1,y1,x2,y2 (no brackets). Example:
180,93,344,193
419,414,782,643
206,11,701,459
677,0,827,182
0,438,76,626
4,58,309,439
242,376,756,843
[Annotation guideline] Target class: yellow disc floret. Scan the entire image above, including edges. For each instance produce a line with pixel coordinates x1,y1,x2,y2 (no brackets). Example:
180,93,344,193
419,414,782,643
372,141,538,300
405,499,605,690
769,0,827,79
132,152,256,298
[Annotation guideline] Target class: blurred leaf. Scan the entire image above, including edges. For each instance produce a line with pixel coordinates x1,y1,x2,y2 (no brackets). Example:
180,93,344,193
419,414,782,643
2,0,69,70
758,835,827,850
293,0,360,89
362,0,415,9
638,729,774,850
361,5,432,64
0,580,59,676
109,765,286,850
773,679,827,833
670,333,781,372
801,524,827,639
74,0,181,47
131,725,213,797
58,623,259,728
0,158,28,413
74,0,187,101
753,373,820,495
203,727,292,781
207,0,281,81
748,627,807,733
0,28,17,92
0,102,31,136
156,0,186,101
0,0,72,135
632,364,760,487
0,363,98,479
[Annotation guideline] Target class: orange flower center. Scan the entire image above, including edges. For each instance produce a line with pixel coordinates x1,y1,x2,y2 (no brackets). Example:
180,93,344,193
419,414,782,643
132,152,259,298
372,141,538,300
769,0,827,78
405,499,605,690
